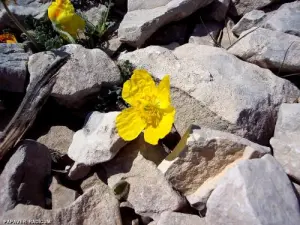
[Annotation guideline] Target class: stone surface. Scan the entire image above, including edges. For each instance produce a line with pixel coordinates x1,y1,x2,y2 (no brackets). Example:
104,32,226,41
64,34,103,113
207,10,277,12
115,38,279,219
158,126,270,210
103,135,186,220
118,0,214,47
49,177,77,210
80,4,107,26
0,140,51,217
28,44,121,108
206,155,300,225
209,0,231,22
231,0,272,16
232,10,267,36
270,103,300,182
157,211,206,225
104,38,123,57
68,111,127,166
263,1,300,37
189,21,223,46
37,126,74,155
80,173,104,193
68,162,91,181
228,28,300,73
0,44,29,93
2,184,122,225
220,19,238,48
118,43,300,145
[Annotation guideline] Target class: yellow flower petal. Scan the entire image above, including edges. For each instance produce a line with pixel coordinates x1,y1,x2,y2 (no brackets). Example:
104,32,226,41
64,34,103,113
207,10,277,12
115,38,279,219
157,75,171,109
144,106,175,145
116,107,146,141
0,33,17,44
122,69,156,106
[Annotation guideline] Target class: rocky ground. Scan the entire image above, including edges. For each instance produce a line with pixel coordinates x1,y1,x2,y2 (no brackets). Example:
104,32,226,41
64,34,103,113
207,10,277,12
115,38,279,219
1,0,300,224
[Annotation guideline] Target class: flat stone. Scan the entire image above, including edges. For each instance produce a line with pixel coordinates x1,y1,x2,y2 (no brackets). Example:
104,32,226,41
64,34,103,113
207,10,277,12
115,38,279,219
270,103,300,182
28,44,121,108
232,10,267,36
37,126,74,155
0,44,29,92
2,184,122,225
118,43,300,145
103,135,186,220
228,28,300,73
158,126,270,210
157,211,206,225
206,155,300,225
118,0,214,47
231,0,272,16
68,111,127,166
0,140,51,217
67,162,91,181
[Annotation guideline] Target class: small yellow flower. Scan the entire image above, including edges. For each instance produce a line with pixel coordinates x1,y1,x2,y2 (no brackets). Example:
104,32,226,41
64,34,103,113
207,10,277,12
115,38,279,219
48,0,85,37
116,69,176,145
0,33,17,43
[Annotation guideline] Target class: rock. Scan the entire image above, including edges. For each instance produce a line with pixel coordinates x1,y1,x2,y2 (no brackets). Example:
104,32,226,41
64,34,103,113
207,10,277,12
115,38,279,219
68,111,127,166
118,43,300,145
270,103,300,183
157,211,206,225
104,38,123,57
220,19,238,48
118,0,214,47
0,44,29,93
49,177,77,210
206,155,300,225
263,1,300,37
103,135,186,220
228,28,300,73
209,0,231,22
68,162,91,181
28,44,121,108
0,0,50,30
80,4,107,27
231,0,272,16
188,21,223,46
158,126,270,210
37,126,74,155
2,184,122,225
0,140,51,217
80,173,104,193
232,10,267,36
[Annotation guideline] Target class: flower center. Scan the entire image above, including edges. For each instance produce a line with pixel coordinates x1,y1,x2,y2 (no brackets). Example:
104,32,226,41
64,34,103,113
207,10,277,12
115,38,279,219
142,104,163,127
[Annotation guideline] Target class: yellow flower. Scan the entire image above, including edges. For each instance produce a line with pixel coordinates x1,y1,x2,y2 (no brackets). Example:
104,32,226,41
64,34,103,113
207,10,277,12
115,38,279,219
116,69,176,145
0,33,17,43
48,0,85,37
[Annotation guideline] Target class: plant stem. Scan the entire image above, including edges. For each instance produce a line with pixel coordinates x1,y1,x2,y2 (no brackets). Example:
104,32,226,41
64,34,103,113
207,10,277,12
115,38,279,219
52,23,76,44
1,0,40,50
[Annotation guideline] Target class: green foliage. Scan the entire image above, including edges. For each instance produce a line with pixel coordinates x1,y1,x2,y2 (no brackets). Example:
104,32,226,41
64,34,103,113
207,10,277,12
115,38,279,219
24,15,66,51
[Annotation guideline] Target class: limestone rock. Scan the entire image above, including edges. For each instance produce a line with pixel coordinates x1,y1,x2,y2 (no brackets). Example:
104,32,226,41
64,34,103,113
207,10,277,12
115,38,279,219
68,111,127,166
0,140,51,217
0,44,29,92
231,0,272,16
158,126,270,210
206,155,300,225
228,28,300,73
80,4,107,26
68,162,91,181
118,0,214,47
220,19,238,48
103,135,186,220
28,44,121,108
270,103,300,182
157,211,206,225
118,43,300,145
37,126,74,155
209,0,231,22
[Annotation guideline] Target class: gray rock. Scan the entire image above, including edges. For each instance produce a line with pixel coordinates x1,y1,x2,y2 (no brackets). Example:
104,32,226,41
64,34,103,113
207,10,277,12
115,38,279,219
2,184,122,225
118,0,214,47
220,19,238,48
228,28,300,73
158,126,270,210
270,103,300,182
49,177,77,210
232,10,267,36
37,126,74,155
206,155,300,225
209,0,231,22
0,44,29,92
80,4,107,27
157,211,206,225
0,140,51,217
103,135,186,220
68,111,127,166
80,173,104,193
189,21,223,46
104,38,123,57
68,162,91,181
28,44,121,108
118,43,300,145
231,0,273,16
263,1,300,37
